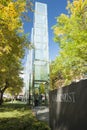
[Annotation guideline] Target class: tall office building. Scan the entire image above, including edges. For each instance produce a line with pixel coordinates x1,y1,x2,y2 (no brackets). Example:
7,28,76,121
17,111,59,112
24,2,49,103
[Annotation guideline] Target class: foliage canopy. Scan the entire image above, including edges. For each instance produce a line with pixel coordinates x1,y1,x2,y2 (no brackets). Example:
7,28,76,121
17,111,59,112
51,0,87,89
0,0,33,104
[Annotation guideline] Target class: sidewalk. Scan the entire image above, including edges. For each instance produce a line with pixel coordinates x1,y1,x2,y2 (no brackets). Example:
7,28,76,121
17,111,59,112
32,106,49,124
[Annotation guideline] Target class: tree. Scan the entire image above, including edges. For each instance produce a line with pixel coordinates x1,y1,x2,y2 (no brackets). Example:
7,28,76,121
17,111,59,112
0,0,33,104
39,83,45,94
51,0,87,89
5,76,23,98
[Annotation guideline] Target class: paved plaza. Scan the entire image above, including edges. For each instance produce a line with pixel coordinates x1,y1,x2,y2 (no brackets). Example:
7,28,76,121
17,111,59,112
32,106,49,124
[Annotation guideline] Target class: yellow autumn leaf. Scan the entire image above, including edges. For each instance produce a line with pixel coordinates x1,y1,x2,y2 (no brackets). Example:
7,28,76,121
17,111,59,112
73,0,83,14
3,46,12,53
1,68,6,72
73,1,79,7
54,27,64,35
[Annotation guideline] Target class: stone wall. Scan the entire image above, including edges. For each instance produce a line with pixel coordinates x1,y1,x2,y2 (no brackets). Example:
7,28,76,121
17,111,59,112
49,79,87,130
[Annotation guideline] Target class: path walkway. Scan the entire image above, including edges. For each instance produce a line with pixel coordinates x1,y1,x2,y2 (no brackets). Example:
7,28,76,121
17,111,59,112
32,106,49,124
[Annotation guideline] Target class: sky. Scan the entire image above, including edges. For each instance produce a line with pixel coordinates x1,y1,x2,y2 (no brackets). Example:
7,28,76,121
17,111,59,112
23,0,68,62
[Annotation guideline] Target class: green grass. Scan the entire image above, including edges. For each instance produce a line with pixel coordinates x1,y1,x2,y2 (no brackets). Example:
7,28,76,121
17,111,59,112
0,102,50,130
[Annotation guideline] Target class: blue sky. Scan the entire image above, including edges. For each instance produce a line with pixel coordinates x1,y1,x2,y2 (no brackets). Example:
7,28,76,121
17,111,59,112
23,0,68,62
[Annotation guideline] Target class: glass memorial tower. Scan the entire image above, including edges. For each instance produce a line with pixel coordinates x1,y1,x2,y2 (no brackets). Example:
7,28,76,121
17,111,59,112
24,2,49,104
32,2,49,93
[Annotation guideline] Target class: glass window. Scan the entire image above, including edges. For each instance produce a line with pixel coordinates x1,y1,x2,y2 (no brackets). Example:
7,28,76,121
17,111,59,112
34,35,41,42
34,22,46,28
34,60,47,65
35,14,47,24
35,49,44,60
34,84,39,88
35,43,42,49
35,50,48,60
35,65,48,80
36,3,47,15
35,43,46,49
34,27,47,37
34,28,41,35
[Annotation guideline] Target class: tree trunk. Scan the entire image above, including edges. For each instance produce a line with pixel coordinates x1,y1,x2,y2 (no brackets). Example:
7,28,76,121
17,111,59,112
0,80,9,105
0,91,3,105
